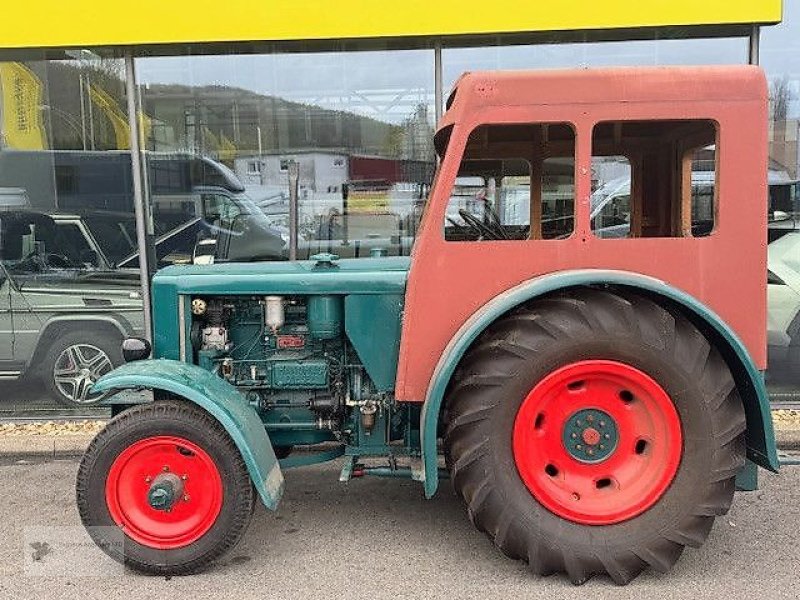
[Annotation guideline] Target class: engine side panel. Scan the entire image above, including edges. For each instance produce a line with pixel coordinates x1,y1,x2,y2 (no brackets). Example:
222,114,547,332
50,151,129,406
345,294,404,392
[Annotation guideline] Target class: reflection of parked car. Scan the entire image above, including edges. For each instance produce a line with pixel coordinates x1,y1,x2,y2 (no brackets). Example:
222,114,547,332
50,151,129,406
767,231,800,384
0,210,144,406
114,187,286,269
0,150,286,266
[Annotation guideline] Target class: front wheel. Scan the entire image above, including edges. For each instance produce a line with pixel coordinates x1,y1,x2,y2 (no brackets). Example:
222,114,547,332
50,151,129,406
77,400,255,575
443,289,746,585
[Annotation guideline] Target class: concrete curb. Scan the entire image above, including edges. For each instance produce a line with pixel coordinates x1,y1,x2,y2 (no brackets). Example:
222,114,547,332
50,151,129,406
775,428,800,450
0,433,95,459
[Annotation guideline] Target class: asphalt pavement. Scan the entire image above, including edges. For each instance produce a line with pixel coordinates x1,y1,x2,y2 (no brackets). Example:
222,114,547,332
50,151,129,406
0,457,798,600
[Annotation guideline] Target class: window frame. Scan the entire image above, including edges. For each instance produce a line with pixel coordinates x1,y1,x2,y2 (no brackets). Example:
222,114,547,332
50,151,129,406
441,120,579,243
589,118,720,240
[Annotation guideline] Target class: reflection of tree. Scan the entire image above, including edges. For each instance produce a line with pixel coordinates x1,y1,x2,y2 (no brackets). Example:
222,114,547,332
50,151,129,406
400,103,435,162
771,76,793,121
770,76,799,179
25,60,128,151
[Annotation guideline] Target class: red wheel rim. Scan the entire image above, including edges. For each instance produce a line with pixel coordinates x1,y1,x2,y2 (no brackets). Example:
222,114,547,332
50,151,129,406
105,435,224,549
512,360,682,525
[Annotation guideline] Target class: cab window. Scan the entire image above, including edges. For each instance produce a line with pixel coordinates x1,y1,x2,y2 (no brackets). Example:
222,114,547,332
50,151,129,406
591,120,718,238
444,123,576,241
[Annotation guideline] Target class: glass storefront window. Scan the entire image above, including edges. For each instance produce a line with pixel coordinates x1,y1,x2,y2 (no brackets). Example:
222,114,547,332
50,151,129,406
0,51,144,416
761,3,800,396
135,46,436,263
442,36,749,93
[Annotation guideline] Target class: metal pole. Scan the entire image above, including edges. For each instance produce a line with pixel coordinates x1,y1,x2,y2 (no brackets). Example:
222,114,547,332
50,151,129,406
288,160,299,261
86,71,96,151
78,73,88,151
749,25,760,65
124,51,153,340
434,41,444,124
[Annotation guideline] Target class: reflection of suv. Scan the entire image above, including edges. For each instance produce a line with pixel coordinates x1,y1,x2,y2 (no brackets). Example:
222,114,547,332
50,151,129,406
0,210,144,406
767,230,800,385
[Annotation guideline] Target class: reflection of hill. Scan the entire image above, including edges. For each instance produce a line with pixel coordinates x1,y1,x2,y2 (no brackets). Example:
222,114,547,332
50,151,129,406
140,83,401,159
18,61,407,159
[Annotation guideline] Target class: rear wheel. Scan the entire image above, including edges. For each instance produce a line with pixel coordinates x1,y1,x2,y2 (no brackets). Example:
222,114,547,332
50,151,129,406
77,399,254,575
443,289,746,585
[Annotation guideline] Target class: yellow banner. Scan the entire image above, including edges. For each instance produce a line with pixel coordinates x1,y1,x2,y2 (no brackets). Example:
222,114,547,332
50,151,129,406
218,133,237,162
88,83,130,149
0,1,782,50
0,62,47,150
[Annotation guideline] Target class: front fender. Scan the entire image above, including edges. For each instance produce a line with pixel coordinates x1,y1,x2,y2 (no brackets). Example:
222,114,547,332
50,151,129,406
420,270,780,498
92,359,284,510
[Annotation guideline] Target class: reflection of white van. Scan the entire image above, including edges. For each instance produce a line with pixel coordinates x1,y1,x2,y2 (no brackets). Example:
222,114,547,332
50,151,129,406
590,174,715,238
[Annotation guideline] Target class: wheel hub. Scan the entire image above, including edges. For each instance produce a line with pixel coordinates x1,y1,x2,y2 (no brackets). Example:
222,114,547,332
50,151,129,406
562,408,618,463
147,473,185,511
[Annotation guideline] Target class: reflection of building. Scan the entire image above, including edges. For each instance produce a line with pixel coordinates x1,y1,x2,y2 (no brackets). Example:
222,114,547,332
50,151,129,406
770,119,800,180
234,151,435,193
235,151,348,192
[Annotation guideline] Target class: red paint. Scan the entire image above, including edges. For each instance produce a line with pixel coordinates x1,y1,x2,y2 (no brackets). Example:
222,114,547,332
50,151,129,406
582,427,601,446
396,67,768,403
512,360,682,525
277,335,305,349
105,435,224,549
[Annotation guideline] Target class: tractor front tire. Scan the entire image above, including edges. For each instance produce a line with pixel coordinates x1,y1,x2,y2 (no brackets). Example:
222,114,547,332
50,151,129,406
77,399,255,575
443,288,746,585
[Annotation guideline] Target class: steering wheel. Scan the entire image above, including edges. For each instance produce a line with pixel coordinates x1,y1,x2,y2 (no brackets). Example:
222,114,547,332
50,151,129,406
17,252,74,272
42,253,74,268
458,208,506,240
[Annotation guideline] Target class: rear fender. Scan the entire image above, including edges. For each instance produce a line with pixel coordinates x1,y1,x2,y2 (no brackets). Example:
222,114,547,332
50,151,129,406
92,359,283,510
420,270,779,498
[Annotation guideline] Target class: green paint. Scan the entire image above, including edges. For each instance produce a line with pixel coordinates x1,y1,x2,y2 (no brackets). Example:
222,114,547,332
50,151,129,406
307,295,343,339
278,446,345,469
270,360,328,388
150,257,409,360
420,270,780,498
735,459,759,491
92,359,284,510
344,294,404,392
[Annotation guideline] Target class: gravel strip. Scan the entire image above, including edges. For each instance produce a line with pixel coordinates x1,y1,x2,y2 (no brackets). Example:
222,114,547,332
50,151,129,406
0,410,798,440
0,420,106,436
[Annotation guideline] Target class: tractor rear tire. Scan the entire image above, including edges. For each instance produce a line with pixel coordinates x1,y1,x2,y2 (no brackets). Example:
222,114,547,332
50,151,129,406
77,399,255,575
443,288,746,585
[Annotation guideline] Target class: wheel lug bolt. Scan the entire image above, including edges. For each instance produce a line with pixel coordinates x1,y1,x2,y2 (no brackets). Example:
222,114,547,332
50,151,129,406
587,449,594,455
183,494,190,502
576,444,582,450
599,445,605,450
162,466,170,472
145,476,152,483
587,415,594,422
599,421,606,427
181,474,188,481
576,420,582,426
604,434,610,439
571,433,577,439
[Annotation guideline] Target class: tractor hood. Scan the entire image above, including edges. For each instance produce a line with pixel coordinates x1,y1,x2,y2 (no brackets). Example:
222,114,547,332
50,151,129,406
153,256,410,296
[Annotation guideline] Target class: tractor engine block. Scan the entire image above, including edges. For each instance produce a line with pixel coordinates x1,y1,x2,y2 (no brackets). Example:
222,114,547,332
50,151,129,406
187,294,403,451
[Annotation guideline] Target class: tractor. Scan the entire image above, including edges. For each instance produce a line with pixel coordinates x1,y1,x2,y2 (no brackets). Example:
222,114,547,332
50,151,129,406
76,66,779,585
